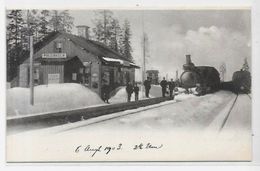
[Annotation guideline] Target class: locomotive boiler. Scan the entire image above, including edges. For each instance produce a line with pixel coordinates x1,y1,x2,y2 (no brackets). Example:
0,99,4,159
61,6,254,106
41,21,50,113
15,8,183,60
180,55,220,95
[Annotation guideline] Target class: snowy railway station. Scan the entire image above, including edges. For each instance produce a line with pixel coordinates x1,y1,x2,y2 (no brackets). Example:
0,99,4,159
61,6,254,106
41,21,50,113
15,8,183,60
5,9,252,162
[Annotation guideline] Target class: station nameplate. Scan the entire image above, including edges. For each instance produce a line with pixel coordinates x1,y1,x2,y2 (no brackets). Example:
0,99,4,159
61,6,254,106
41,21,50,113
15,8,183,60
42,53,67,58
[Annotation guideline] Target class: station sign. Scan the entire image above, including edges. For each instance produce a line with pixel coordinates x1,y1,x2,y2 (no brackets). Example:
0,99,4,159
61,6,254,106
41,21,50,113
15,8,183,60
42,53,67,58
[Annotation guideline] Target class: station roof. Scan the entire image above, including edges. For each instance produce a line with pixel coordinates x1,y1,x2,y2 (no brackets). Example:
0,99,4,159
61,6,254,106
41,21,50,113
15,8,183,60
21,31,138,67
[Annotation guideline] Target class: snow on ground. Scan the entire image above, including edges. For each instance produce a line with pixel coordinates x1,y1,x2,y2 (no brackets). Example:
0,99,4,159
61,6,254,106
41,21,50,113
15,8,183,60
222,94,251,131
7,83,105,116
57,91,235,132
109,86,154,104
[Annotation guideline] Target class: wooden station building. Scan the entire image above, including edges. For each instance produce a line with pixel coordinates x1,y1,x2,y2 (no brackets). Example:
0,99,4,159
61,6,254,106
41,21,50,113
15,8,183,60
18,26,139,96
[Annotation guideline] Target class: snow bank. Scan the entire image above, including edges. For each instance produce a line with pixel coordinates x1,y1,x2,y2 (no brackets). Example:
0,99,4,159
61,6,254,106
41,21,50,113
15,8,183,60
7,83,105,116
175,87,187,94
109,86,153,104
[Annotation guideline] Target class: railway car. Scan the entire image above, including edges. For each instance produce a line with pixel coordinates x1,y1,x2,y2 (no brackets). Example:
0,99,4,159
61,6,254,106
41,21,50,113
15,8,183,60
232,70,251,94
180,55,220,95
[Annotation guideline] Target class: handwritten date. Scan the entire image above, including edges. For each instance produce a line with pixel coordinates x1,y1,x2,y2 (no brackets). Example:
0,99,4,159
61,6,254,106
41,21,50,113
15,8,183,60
75,143,163,157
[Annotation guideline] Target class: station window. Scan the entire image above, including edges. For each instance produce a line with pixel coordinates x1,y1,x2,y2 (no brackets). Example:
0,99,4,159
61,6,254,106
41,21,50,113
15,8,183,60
72,73,77,81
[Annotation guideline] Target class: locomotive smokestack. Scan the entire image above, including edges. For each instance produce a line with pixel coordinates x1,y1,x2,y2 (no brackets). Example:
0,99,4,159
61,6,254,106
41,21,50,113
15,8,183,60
183,54,195,71
186,54,191,64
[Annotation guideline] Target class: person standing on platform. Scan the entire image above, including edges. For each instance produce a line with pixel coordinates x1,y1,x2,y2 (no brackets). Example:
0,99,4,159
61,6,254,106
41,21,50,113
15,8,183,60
102,83,110,103
168,79,176,99
160,77,168,97
134,83,140,101
126,82,134,102
144,77,151,98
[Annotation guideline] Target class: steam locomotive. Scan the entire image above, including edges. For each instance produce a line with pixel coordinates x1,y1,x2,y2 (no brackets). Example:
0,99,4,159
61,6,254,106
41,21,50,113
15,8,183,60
180,55,220,95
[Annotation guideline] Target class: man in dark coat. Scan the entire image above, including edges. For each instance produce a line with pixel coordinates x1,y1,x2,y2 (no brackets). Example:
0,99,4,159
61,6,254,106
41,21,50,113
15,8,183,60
168,79,176,99
160,77,168,97
126,82,134,102
102,84,110,103
134,83,140,101
144,77,151,98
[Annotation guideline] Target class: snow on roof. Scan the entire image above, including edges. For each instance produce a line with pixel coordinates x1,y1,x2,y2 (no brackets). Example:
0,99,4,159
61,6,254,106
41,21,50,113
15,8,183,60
102,57,139,68
130,62,140,68
102,57,124,64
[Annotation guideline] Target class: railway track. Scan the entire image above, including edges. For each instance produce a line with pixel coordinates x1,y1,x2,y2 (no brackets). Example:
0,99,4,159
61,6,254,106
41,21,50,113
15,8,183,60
219,93,251,132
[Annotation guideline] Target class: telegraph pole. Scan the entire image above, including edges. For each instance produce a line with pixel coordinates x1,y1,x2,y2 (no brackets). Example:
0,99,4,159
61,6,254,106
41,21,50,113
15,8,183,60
27,10,34,105
29,36,34,105
141,10,146,98
143,33,146,84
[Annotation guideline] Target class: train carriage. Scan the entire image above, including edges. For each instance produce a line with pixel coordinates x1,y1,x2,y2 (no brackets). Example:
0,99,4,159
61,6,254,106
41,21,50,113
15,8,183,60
232,70,251,94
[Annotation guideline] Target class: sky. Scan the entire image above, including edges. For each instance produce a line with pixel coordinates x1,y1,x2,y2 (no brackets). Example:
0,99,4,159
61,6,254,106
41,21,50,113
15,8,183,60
69,9,251,81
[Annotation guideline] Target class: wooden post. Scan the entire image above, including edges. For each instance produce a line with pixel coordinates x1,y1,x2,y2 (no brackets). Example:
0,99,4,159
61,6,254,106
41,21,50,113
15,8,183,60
29,36,34,105
82,67,85,85
90,62,92,88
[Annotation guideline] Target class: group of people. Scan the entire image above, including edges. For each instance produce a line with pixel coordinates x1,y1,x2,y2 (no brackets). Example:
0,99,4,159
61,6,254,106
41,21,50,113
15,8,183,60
144,77,176,99
103,77,176,104
126,82,140,102
160,77,176,98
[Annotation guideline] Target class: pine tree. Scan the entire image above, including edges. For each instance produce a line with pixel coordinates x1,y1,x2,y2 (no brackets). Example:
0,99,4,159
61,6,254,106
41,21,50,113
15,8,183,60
22,10,41,50
6,10,25,81
92,10,114,46
38,10,51,40
59,10,74,33
28,10,40,42
49,10,60,32
120,19,133,61
109,18,121,52
49,10,74,33
6,10,24,50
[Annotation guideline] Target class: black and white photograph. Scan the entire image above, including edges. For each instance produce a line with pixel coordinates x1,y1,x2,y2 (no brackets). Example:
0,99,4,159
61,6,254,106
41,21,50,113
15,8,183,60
5,8,253,162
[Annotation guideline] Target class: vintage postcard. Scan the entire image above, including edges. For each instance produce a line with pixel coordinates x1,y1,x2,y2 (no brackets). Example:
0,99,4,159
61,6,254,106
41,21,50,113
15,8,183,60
5,8,252,162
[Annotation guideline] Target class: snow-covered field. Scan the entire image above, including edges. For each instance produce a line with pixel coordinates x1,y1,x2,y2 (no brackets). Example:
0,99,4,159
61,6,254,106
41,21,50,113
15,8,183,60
7,83,105,116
